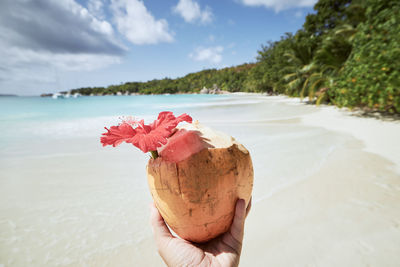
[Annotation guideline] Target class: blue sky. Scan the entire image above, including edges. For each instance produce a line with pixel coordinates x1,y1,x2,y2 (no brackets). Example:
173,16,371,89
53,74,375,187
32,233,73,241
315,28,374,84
0,0,317,95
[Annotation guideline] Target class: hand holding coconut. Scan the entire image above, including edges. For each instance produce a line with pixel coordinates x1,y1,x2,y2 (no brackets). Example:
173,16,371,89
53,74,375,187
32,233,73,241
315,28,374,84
101,111,253,263
151,198,251,267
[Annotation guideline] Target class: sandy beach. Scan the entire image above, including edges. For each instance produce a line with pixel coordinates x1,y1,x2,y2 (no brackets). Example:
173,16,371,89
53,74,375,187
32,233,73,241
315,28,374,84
1,94,399,266
242,97,400,266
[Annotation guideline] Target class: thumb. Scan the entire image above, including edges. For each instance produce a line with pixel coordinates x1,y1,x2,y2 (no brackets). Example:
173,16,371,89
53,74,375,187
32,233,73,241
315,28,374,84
150,203,173,241
230,198,247,244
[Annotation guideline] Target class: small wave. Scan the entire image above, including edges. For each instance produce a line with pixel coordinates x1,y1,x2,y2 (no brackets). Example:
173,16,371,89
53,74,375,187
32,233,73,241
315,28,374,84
200,116,302,125
22,115,156,138
157,99,264,109
254,144,337,203
0,112,45,121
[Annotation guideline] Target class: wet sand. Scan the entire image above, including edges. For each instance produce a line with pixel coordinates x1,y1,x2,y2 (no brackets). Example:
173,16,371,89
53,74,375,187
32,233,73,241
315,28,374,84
243,138,400,266
241,97,400,267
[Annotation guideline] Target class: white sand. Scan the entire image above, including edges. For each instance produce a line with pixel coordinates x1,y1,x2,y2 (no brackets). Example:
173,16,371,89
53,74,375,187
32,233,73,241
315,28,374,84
301,105,400,173
241,96,400,267
1,95,399,266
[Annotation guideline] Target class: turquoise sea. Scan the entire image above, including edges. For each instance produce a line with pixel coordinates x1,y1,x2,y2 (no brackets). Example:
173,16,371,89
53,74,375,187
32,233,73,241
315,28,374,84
0,94,227,146
0,94,352,266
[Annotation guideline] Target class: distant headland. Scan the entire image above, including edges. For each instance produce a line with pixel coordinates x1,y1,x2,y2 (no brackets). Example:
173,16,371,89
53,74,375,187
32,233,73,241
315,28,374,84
0,94,17,97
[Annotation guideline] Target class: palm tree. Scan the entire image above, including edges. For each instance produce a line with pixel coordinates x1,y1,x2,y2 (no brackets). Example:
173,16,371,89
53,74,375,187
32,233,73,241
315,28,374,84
308,23,357,104
282,39,316,97
283,61,318,98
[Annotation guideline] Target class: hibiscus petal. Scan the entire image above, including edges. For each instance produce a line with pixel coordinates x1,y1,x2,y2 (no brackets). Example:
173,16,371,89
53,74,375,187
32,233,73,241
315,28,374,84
150,112,192,138
100,112,192,154
127,131,168,153
176,113,193,124
100,123,136,147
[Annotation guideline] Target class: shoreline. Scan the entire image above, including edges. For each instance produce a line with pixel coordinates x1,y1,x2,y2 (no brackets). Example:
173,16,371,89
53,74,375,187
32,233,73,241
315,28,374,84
271,95,400,173
302,105,400,173
231,93,400,173
241,95,400,266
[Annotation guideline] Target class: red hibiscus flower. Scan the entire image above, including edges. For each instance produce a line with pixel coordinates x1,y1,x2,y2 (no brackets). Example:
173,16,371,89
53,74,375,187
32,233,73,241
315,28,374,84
100,111,192,155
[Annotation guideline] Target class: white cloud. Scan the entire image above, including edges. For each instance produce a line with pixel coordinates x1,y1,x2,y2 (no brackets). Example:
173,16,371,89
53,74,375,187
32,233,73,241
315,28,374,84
189,46,223,64
111,0,174,45
1,47,121,82
0,0,124,95
88,0,105,19
0,0,124,54
240,0,317,12
0,53,123,95
173,0,213,24
0,44,122,95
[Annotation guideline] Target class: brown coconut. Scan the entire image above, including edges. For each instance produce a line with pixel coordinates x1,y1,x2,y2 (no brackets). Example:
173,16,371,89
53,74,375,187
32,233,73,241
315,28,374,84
147,122,253,243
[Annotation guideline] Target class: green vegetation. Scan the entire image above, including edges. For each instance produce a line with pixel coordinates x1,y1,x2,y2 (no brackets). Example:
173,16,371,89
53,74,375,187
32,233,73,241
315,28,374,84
71,0,400,113
71,64,255,95
331,0,400,113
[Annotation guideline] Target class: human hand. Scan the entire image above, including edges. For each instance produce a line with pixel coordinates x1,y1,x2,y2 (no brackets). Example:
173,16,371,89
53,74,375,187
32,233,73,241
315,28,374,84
150,198,252,267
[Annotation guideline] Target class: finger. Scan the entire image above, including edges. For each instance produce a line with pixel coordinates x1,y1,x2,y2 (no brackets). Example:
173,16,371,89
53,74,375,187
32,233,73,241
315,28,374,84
245,197,252,218
228,199,246,247
150,202,173,240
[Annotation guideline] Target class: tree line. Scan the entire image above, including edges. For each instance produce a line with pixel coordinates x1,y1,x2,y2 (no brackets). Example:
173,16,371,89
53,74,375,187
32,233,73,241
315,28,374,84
71,0,399,113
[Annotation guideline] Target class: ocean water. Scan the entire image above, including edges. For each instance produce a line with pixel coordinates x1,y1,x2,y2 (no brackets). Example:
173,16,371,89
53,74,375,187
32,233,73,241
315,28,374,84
0,95,225,144
0,94,352,266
